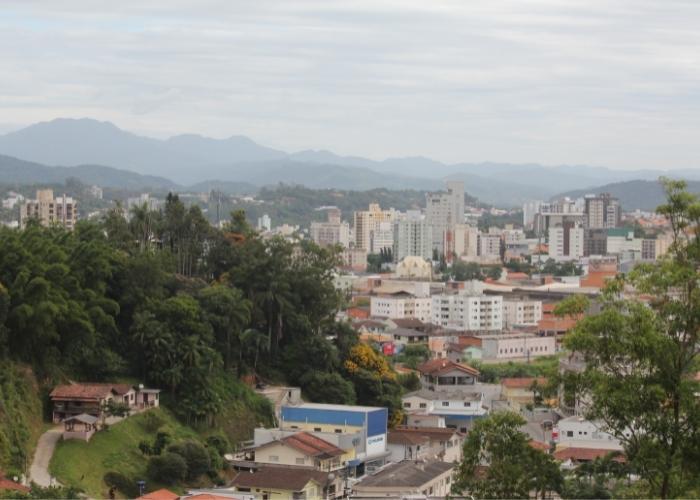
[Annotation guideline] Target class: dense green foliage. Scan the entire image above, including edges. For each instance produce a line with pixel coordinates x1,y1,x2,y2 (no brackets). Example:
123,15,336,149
0,364,43,476
452,412,562,498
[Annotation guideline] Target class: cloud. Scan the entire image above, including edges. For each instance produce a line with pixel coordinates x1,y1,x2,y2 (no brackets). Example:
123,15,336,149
0,0,699,169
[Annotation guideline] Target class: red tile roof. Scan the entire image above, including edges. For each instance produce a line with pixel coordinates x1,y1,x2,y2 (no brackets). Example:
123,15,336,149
231,465,329,491
501,377,548,389
0,475,30,494
391,426,463,442
417,359,480,377
137,488,179,500
50,383,132,401
279,432,344,459
553,447,625,462
528,440,550,451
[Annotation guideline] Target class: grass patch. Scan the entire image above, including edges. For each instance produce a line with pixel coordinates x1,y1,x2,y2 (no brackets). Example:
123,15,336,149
49,408,197,498
473,355,560,383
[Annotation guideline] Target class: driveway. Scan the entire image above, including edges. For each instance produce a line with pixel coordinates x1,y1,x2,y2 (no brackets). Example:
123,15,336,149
29,426,63,487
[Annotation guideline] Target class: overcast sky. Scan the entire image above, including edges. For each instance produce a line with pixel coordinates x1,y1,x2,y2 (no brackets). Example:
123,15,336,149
1,0,699,169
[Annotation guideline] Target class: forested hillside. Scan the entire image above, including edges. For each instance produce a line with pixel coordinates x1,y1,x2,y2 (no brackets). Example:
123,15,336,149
0,194,406,486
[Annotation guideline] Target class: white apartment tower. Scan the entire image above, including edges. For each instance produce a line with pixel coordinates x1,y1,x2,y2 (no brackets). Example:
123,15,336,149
20,189,77,230
425,181,465,259
310,207,350,248
548,223,584,260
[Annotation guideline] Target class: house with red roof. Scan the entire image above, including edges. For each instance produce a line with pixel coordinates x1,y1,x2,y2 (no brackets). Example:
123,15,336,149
0,473,30,495
246,432,348,472
416,359,480,391
50,382,160,423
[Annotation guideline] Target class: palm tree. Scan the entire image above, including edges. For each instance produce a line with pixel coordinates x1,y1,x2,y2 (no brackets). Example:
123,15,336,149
241,328,269,373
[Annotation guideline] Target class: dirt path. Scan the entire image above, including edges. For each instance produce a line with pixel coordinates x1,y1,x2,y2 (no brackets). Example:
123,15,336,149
29,426,63,487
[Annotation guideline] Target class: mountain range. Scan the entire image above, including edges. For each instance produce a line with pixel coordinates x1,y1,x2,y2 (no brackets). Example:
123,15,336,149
1,117,698,207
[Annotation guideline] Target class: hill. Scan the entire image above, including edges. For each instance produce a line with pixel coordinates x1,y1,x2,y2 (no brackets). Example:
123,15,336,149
555,179,700,211
0,154,177,190
7,118,700,206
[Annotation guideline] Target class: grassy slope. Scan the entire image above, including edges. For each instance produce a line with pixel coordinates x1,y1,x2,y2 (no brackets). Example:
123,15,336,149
49,408,197,498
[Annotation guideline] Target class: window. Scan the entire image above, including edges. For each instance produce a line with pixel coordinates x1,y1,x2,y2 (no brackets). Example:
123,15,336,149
464,401,470,407
269,455,279,462
404,402,411,408
296,458,305,465
566,431,573,437
335,429,342,433
314,427,322,432
442,401,449,407
419,403,427,409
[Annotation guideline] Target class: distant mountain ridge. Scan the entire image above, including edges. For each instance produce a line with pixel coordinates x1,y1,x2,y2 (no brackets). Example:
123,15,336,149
1,118,699,206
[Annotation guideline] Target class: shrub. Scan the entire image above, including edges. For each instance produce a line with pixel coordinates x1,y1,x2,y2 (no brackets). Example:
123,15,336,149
103,471,139,498
146,453,187,485
168,440,211,480
140,411,165,433
205,433,230,456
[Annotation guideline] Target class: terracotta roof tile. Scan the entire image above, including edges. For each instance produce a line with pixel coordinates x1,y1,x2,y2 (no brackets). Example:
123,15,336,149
417,359,480,377
231,465,329,491
280,432,344,459
553,447,625,462
137,488,179,500
501,377,548,389
50,383,122,401
0,476,30,494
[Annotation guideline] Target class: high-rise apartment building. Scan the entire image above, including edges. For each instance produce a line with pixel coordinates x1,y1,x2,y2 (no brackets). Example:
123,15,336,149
310,207,350,248
453,224,479,259
393,211,433,262
522,200,543,230
584,193,621,229
548,223,584,260
20,189,77,230
425,181,464,259
353,203,397,253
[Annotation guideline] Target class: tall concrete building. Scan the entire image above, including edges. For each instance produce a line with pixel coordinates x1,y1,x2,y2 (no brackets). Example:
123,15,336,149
20,189,77,230
548,223,584,260
353,203,398,253
522,200,543,230
393,211,433,262
533,199,584,236
453,224,479,259
584,193,621,229
310,207,350,248
425,181,465,259
431,292,503,331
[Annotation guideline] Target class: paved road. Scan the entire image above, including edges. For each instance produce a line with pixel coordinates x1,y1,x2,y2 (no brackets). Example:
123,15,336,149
29,426,63,487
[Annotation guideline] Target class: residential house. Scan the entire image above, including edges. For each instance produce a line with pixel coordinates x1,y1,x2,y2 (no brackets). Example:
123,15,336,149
500,377,548,411
50,382,160,422
230,465,334,500
554,416,623,451
351,460,454,498
243,432,349,472
387,426,464,463
402,389,486,433
416,359,480,391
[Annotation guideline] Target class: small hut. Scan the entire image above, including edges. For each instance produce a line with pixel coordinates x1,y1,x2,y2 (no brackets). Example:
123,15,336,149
63,413,99,441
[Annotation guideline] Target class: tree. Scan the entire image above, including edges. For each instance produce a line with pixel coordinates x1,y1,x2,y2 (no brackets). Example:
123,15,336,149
452,412,563,499
451,261,483,281
560,179,700,498
299,371,356,405
240,328,269,372
167,440,211,480
147,452,187,485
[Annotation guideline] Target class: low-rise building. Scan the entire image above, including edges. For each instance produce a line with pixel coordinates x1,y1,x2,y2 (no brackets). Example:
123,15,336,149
49,382,160,423
387,426,464,463
394,256,432,280
478,332,556,361
402,389,486,432
351,460,454,498
500,377,548,411
279,403,389,474
554,416,623,451
230,464,335,499
416,359,480,391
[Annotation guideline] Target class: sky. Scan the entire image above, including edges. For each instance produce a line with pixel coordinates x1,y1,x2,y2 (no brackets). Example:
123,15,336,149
1,0,699,170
